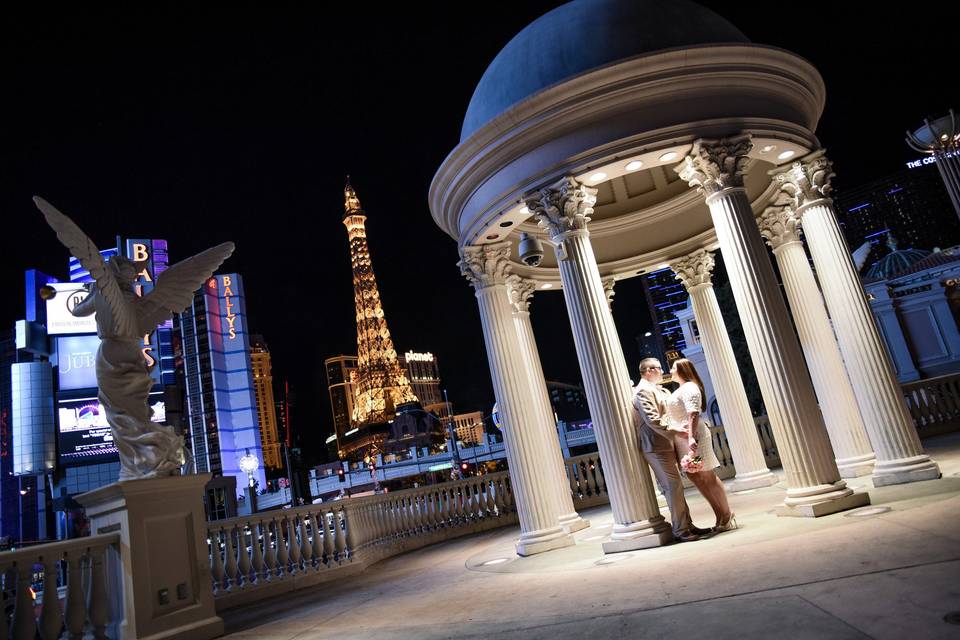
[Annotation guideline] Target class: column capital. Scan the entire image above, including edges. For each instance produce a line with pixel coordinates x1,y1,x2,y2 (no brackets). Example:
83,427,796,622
758,192,803,250
774,150,836,213
525,176,598,243
603,277,616,309
459,242,512,290
506,276,538,313
676,134,753,197
669,248,715,292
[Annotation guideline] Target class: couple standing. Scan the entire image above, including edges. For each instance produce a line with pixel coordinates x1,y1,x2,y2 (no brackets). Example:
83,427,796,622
633,357,737,542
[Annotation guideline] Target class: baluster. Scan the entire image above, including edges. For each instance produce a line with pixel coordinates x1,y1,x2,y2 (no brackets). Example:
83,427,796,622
586,460,600,496
566,461,579,500
263,520,278,580
298,514,313,568
415,494,427,532
344,508,357,559
64,551,86,640
11,562,35,640
310,512,325,567
38,555,63,640
210,529,225,592
237,525,252,588
250,521,265,584
424,491,436,529
276,516,290,576
485,480,496,515
504,476,515,510
593,458,607,496
491,478,505,514
472,481,482,518
453,486,464,524
88,547,109,640
287,515,302,574
392,499,403,537
321,510,335,563
334,509,347,562
223,525,239,591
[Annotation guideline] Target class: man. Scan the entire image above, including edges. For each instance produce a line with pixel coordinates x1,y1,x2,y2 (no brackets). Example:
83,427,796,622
632,357,705,542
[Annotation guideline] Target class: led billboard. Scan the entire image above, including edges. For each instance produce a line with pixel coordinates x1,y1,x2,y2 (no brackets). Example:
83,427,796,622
58,395,165,466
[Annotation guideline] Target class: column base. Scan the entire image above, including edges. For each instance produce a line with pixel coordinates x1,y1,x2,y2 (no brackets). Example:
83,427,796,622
558,513,590,533
836,453,876,478
602,518,673,553
872,455,941,487
776,491,870,518
515,526,575,557
729,469,779,492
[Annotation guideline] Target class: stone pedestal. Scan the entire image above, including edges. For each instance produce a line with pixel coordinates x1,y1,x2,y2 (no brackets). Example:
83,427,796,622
528,177,672,551
77,474,224,640
776,152,940,487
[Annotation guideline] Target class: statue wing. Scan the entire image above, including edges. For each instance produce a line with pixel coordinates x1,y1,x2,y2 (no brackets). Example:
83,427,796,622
135,242,235,334
34,196,135,336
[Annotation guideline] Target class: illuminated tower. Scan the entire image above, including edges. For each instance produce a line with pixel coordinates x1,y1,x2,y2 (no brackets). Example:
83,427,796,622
342,179,418,430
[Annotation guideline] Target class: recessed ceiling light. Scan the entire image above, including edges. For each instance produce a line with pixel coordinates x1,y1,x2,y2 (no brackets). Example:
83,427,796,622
777,150,796,160
625,160,643,171
541,283,553,289
589,172,607,183
760,145,776,154
658,151,678,162
520,206,530,215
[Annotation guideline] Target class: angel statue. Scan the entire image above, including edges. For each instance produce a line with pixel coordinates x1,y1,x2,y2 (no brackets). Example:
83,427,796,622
35,196,235,481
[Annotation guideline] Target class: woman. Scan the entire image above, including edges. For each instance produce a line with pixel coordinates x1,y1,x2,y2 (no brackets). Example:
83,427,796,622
665,358,737,533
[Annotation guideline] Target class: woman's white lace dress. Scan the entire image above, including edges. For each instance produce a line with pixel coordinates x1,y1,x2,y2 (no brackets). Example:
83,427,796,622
666,381,720,471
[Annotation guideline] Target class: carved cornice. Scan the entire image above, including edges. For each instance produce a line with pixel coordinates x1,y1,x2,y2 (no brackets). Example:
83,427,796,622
670,249,715,291
506,276,537,314
676,134,753,197
757,191,803,249
525,177,597,243
459,242,513,290
774,150,835,213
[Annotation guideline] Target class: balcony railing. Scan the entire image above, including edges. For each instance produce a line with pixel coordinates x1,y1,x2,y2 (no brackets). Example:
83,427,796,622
901,372,960,438
0,533,119,639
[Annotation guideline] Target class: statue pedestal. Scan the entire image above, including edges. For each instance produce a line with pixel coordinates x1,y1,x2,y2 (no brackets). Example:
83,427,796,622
77,474,224,640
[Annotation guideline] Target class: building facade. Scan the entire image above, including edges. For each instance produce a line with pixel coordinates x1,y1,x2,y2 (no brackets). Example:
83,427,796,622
399,351,443,408
453,411,485,445
324,355,358,457
640,267,689,359
178,273,266,493
249,335,282,470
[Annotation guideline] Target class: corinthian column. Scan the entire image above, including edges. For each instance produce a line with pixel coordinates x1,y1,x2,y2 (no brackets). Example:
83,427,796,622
669,249,779,490
676,135,868,516
757,198,876,477
508,276,590,533
775,151,941,486
527,177,672,552
459,243,574,555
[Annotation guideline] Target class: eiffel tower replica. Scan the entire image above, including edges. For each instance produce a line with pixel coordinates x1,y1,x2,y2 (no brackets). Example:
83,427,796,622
341,178,420,458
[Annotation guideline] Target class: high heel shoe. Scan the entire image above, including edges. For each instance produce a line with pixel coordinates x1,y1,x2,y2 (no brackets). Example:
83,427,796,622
711,513,738,534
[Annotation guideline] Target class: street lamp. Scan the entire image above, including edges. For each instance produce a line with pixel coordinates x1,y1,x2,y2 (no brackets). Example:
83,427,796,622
239,449,259,488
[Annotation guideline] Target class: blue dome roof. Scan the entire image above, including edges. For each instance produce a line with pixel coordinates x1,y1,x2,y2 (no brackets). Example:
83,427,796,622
865,248,931,281
461,0,750,141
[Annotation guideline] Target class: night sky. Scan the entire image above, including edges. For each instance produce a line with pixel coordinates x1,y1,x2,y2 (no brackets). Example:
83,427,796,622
3,2,957,464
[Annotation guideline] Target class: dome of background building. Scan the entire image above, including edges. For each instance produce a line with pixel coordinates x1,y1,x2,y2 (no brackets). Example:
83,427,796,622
461,0,750,140
865,235,931,281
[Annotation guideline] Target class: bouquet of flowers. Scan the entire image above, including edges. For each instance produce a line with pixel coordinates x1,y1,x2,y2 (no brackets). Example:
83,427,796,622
680,451,704,474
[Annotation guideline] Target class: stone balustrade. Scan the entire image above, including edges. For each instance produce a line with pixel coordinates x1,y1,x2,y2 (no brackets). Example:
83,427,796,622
901,372,960,438
0,533,118,640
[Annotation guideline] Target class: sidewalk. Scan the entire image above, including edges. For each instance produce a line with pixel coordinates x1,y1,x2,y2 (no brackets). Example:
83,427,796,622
222,432,960,639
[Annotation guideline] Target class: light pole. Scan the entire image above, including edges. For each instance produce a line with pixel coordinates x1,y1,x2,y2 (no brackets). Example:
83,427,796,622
238,449,260,513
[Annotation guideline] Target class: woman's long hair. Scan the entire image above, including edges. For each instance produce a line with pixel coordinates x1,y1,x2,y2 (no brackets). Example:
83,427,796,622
673,358,706,411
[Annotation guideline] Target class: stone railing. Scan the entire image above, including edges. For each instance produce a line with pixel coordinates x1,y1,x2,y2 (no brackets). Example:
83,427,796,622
0,533,119,639
563,452,608,508
902,372,960,438
207,471,516,611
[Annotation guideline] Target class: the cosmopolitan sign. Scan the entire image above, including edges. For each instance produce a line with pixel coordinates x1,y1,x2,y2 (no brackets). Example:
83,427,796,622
906,150,957,169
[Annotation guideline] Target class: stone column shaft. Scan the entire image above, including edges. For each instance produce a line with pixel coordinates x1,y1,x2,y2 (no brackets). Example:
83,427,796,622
460,244,574,556
510,278,589,533
758,205,876,477
677,136,868,516
777,152,940,486
670,250,779,490
528,178,671,552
